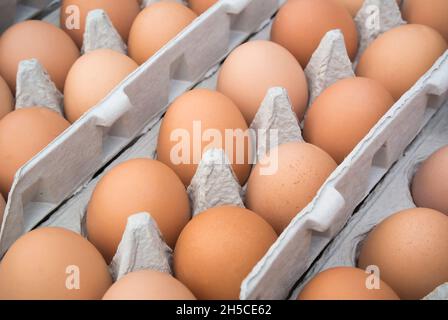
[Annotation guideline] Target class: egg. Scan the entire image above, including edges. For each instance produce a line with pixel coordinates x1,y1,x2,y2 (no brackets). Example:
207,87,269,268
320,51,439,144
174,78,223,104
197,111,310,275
157,88,252,187
358,208,448,300
246,142,337,234
87,158,191,263
217,40,309,124
187,0,217,15
298,267,400,300
60,0,141,48
411,146,448,215
0,20,80,93
128,1,197,65
356,24,448,101
0,227,112,300
0,194,6,228
0,107,70,198
0,75,13,120
63,48,138,123
402,0,448,42
303,77,394,164
102,270,196,300
271,0,359,68
174,206,277,300
330,0,401,17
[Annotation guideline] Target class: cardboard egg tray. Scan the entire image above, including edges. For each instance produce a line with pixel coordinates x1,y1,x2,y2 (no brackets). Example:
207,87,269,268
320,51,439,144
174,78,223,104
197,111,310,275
293,101,448,300
0,0,281,256
39,6,448,300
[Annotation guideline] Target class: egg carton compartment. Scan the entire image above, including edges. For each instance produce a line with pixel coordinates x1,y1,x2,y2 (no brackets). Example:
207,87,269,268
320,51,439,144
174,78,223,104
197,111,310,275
0,0,281,256
39,5,448,299
293,101,448,300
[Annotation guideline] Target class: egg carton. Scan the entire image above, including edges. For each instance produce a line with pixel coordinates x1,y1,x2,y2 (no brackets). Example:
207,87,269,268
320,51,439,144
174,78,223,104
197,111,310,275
293,101,448,300
0,0,281,256
40,1,448,299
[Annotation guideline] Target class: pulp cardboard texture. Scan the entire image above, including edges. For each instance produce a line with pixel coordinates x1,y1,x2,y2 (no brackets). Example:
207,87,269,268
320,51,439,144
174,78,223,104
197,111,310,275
41,2,448,299
0,0,282,256
294,102,448,300
0,0,57,32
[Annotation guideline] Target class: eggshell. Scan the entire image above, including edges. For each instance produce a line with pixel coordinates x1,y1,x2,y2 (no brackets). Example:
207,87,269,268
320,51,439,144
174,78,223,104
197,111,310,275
303,77,394,164
0,75,13,120
0,20,80,93
87,158,191,263
402,0,448,42
60,0,141,48
173,206,277,300
358,208,448,300
187,0,217,15
0,227,112,300
246,142,337,234
330,0,401,17
411,146,448,215
63,48,138,123
356,24,448,101
128,1,197,65
0,107,70,198
217,40,309,124
157,88,252,187
271,0,359,68
102,269,196,300
298,267,400,300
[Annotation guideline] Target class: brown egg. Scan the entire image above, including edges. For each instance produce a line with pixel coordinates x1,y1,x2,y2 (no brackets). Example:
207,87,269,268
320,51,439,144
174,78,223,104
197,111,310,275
246,142,337,234
64,48,138,123
0,75,13,120
0,227,112,300
0,20,80,93
0,107,70,198
356,24,448,101
102,270,196,300
271,0,359,68
402,0,448,42
128,1,197,65
303,77,394,164
60,0,141,48
411,146,448,215
298,267,400,300
87,158,191,263
358,208,448,300
330,0,401,17
157,88,252,187
0,193,5,228
174,206,277,300
217,40,309,124
187,0,217,15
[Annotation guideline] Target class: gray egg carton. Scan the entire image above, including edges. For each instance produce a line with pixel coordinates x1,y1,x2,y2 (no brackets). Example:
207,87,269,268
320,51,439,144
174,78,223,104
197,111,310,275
0,0,281,256
293,101,448,300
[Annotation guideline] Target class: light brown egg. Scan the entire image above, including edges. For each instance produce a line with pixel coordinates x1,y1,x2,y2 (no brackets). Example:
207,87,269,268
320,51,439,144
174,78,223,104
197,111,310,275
402,0,448,42
0,107,70,198
298,267,400,300
358,208,448,300
187,0,217,15
303,77,394,164
0,20,80,93
330,0,401,17
246,142,337,234
411,146,448,215
271,0,359,68
157,88,252,187
356,24,448,101
128,1,197,65
102,270,196,300
63,48,138,123
60,0,141,48
217,40,309,124
0,227,112,300
0,75,13,120
87,158,191,263
174,206,277,300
